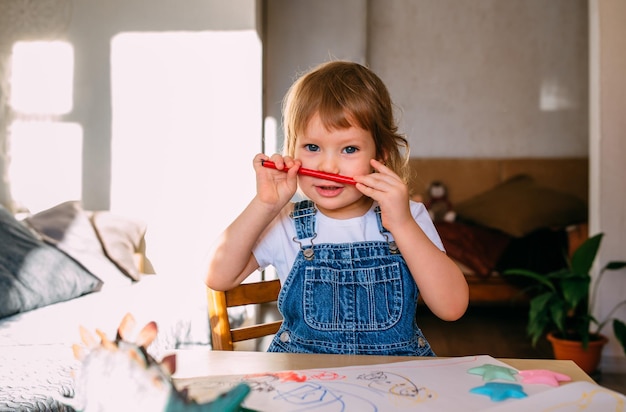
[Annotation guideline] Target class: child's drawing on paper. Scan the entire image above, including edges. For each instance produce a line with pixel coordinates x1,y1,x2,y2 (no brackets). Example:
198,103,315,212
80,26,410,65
357,371,435,401
173,355,626,411
176,355,546,412
230,369,434,411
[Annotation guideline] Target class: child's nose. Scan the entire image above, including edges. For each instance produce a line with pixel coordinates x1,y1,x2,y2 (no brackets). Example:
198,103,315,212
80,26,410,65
318,157,340,174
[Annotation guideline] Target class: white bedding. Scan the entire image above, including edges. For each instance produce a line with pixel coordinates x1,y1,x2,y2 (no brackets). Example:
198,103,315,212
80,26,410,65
0,274,210,410
0,275,209,353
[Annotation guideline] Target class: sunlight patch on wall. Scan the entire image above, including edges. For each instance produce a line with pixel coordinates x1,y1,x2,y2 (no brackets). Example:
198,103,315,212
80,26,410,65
540,78,577,111
110,31,262,277
10,41,74,115
7,40,80,213
8,121,82,213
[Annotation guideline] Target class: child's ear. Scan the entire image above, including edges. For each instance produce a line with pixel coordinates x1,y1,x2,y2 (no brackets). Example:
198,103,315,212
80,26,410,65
377,155,389,166
378,149,389,165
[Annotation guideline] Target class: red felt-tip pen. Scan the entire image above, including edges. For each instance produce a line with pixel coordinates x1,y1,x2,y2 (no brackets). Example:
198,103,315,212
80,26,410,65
261,160,357,185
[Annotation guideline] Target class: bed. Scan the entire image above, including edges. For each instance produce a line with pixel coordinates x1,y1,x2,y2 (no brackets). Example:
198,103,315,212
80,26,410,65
0,201,210,411
408,157,589,305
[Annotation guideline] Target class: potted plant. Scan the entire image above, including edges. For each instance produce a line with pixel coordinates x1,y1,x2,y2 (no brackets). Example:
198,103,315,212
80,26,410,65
504,233,626,374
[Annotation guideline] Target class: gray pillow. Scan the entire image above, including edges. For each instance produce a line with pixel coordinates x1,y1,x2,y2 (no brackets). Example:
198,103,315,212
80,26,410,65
0,205,102,319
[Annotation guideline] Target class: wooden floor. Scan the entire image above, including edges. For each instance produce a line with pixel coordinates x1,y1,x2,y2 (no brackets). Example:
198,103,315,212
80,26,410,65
418,304,626,395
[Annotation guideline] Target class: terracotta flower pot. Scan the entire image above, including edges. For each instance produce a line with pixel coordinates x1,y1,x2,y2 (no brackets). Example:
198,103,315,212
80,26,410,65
547,331,608,375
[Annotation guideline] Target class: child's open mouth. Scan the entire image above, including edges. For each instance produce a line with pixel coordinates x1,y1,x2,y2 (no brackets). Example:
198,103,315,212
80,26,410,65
315,184,344,196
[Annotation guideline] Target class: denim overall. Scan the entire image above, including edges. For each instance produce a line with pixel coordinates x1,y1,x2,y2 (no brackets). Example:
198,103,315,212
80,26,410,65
267,200,435,356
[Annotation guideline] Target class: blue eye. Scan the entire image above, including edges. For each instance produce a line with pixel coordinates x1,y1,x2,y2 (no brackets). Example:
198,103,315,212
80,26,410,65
343,146,358,154
305,144,320,152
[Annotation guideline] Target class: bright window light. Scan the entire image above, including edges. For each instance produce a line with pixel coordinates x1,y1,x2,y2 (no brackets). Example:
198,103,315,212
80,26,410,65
8,121,83,214
10,41,74,114
110,31,262,276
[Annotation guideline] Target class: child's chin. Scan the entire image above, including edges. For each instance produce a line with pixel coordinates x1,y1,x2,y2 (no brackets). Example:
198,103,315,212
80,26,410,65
314,197,372,218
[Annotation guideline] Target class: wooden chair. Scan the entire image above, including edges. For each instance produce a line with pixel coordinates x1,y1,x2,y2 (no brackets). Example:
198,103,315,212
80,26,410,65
207,279,282,351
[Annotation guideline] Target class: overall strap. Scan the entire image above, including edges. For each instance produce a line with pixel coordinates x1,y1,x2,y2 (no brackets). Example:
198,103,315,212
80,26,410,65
289,200,317,259
374,205,388,234
375,205,399,253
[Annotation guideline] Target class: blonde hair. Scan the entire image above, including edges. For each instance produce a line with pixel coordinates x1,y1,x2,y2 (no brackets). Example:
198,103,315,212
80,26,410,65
282,61,411,183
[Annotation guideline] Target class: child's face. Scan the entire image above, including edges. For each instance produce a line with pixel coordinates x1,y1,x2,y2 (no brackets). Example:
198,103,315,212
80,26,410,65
294,112,377,219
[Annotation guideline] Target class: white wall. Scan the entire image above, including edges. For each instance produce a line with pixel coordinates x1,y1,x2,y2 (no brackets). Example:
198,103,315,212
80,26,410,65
265,0,588,159
590,0,626,373
369,0,588,158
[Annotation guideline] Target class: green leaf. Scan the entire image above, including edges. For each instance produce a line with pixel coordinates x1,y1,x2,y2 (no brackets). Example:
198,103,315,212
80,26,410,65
614,319,626,356
526,294,553,346
577,313,593,347
528,319,548,347
570,233,602,275
605,261,626,271
529,293,552,321
550,300,567,335
503,269,556,291
561,278,590,308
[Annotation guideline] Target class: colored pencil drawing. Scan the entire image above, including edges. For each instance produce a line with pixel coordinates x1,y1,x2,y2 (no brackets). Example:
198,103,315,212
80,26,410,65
243,370,435,411
174,355,622,411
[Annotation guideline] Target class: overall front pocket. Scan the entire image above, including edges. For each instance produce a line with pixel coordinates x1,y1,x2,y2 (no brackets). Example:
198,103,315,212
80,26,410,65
303,263,403,331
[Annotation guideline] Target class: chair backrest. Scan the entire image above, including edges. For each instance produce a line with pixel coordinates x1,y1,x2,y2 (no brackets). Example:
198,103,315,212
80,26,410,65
207,278,282,351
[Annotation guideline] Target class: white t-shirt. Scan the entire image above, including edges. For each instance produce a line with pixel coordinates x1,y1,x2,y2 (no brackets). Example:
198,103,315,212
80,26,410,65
253,200,445,283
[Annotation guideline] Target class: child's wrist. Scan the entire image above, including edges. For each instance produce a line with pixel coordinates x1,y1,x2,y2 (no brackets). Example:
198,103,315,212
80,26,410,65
251,196,285,217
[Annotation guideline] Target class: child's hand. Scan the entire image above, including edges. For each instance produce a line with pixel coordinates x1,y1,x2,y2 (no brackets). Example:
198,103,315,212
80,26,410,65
253,153,300,208
354,159,412,232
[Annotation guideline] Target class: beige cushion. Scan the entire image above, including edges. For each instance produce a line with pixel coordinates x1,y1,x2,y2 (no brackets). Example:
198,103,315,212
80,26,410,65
25,201,132,287
455,175,588,237
407,157,588,205
408,158,501,204
90,211,150,280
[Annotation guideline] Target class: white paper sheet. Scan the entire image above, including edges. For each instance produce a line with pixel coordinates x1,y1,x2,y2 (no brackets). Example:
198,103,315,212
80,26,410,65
484,381,625,411
179,355,606,411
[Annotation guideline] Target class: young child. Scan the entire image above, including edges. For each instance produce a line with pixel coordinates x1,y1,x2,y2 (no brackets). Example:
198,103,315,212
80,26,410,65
206,61,468,356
